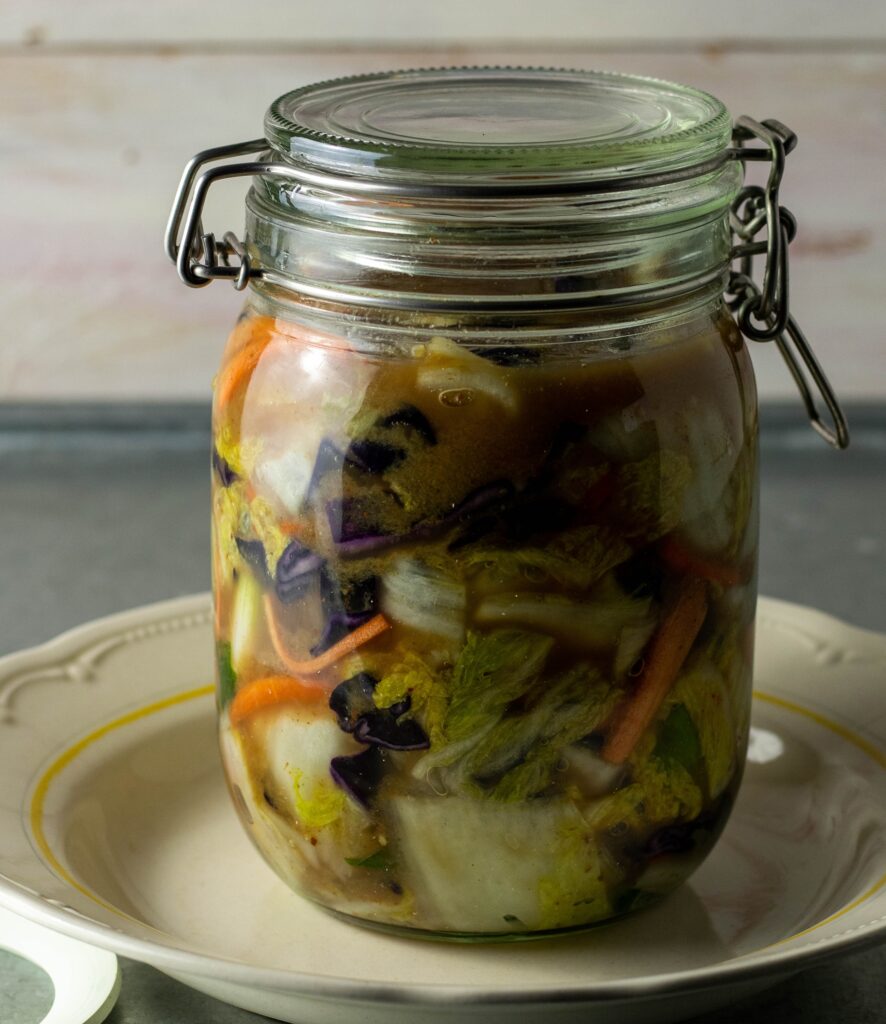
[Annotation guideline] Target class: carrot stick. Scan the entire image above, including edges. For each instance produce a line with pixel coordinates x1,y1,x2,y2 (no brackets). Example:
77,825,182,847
215,316,277,412
215,316,357,414
602,577,709,765
264,595,390,676
215,336,270,412
659,534,749,588
229,674,328,727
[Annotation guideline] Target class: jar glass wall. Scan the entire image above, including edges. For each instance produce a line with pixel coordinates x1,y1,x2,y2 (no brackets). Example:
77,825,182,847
211,288,758,938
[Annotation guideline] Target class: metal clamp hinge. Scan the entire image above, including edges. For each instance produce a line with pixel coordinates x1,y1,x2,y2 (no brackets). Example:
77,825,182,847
727,117,849,448
164,139,282,291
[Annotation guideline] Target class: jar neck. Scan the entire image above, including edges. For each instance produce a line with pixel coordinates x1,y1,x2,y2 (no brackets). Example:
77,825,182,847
243,156,741,314
245,280,734,365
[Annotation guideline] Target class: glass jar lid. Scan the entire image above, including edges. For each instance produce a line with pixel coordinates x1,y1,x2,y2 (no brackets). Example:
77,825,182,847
265,67,731,182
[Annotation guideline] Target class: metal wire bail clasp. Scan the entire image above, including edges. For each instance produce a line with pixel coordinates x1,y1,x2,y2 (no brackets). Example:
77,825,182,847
727,117,849,449
164,139,280,290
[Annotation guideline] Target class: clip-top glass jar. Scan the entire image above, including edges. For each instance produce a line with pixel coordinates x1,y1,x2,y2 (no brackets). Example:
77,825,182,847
167,67,847,939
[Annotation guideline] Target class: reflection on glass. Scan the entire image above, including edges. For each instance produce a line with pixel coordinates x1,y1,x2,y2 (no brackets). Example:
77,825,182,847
746,726,785,764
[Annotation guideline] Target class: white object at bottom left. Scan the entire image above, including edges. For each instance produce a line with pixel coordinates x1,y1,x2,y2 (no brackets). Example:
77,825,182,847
0,905,120,1024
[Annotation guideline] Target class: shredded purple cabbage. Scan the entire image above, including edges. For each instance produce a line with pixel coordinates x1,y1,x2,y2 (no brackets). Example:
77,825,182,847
353,711,429,752
326,498,384,548
306,434,406,502
329,670,427,760
330,747,385,808
448,455,583,549
448,480,515,520
305,439,344,501
379,404,437,445
332,532,404,558
331,480,515,558
234,537,268,578
311,569,379,654
310,609,375,656
212,448,238,487
329,673,378,733
346,439,405,474
275,540,325,604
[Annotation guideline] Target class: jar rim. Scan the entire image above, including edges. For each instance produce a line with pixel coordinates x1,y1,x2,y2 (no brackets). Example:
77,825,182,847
265,67,732,185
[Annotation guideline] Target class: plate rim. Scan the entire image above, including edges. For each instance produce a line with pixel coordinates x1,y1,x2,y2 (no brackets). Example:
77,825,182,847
0,592,884,1008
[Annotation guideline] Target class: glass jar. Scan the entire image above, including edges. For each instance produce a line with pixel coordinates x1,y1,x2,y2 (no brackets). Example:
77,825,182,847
168,68,847,939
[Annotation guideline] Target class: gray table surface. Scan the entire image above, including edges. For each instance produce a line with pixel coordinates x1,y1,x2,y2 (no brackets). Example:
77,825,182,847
0,403,884,1024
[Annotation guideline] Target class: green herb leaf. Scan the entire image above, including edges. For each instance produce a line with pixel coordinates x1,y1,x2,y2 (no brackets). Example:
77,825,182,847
654,703,702,774
216,641,237,710
667,667,736,799
346,848,393,870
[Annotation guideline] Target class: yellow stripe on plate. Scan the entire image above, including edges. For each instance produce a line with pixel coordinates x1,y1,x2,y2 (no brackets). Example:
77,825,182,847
29,685,214,918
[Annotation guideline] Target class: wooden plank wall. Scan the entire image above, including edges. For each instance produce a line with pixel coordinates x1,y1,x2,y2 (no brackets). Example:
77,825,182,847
1,3,883,401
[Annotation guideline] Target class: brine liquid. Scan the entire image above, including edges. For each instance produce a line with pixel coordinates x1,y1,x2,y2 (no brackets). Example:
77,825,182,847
212,305,758,937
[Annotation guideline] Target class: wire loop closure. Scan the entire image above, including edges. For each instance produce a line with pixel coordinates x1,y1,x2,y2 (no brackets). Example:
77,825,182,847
725,117,848,448
165,118,849,448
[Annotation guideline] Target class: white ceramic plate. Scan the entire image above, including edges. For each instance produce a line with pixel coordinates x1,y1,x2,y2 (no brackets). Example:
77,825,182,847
0,595,883,1024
